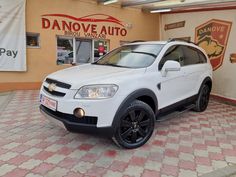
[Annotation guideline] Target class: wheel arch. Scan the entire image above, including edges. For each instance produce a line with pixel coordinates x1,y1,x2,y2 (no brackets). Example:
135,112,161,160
111,88,158,132
199,76,212,93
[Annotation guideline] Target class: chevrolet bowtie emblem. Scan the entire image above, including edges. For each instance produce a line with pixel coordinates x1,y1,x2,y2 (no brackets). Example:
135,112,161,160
48,83,57,92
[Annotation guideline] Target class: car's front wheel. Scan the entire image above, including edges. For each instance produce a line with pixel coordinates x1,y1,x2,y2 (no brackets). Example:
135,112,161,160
112,100,155,149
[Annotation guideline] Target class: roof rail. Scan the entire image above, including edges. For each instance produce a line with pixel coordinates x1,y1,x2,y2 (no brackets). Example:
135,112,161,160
130,40,146,43
168,38,197,45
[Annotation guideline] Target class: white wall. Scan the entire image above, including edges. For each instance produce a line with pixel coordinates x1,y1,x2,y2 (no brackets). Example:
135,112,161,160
161,10,236,100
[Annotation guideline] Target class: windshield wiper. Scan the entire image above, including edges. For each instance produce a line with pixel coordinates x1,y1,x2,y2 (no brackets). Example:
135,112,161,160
131,51,157,58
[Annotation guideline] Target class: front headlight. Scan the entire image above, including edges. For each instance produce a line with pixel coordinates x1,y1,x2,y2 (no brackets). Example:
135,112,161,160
74,84,118,99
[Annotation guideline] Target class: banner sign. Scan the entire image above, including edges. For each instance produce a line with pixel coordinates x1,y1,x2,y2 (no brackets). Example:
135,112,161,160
0,0,26,71
164,21,185,31
195,19,232,71
42,14,128,39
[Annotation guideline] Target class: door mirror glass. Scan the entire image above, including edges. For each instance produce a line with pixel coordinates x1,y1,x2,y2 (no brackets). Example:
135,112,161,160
161,60,181,77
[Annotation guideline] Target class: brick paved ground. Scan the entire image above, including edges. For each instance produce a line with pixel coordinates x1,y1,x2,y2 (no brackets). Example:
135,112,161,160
0,90,236,177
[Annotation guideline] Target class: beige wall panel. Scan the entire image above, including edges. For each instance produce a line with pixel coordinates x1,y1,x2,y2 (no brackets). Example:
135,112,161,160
161,10,236,100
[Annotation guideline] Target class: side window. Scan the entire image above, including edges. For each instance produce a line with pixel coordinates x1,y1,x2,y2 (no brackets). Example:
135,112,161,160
182,46,206,65
182,46,199,65
198,51,207,63
159,45,184,70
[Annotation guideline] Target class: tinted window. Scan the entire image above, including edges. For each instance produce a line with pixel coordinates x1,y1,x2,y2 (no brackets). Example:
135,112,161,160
198,51,207,63
182,46,207,65
182,46,200,65
159,45,184,70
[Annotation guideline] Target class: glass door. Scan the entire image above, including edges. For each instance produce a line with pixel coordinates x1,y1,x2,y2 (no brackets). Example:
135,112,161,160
75,39,92,64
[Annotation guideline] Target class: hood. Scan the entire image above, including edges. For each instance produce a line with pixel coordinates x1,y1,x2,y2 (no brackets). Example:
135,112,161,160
46,64,145,89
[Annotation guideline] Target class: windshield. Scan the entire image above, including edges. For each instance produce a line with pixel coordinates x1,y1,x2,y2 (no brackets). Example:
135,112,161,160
93,44,164,68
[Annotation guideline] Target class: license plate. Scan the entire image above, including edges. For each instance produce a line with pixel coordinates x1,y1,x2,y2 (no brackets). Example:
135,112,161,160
40,94,57,111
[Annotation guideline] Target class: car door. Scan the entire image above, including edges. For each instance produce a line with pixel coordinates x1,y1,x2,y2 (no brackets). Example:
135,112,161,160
181,45,208,96
158,45,189,109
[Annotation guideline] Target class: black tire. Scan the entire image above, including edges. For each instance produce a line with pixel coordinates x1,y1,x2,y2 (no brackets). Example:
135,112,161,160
112,100,155,149
194,84,210,112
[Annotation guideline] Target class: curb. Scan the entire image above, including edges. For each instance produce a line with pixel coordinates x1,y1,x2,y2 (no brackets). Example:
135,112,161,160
201,165,236,177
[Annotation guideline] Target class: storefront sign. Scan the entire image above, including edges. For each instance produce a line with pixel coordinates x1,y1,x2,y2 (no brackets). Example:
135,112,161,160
0,0,26,71
42,14,128,39
164,21,185,31
195,19,232,71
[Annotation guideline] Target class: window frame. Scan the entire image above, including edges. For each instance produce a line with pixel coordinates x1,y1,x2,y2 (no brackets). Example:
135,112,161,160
56,35,74,65
56,35,110,65
26,32,40,48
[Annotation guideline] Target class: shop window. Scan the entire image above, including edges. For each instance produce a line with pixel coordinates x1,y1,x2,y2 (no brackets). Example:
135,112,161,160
94,40,109,62
56,36,109,65
26,32,40,48
57,36,73,65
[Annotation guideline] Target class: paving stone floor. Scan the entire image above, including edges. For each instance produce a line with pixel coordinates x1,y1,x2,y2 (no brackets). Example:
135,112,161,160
0,90,236,177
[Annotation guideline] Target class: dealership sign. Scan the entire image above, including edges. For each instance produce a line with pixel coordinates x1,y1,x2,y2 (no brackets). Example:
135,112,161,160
42,14,128,39
195,19,232,71
0,0,26,71
164,21,185,31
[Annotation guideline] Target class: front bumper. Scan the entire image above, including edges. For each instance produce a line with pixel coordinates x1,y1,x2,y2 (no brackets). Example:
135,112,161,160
40,105,114,136
39,86,123,127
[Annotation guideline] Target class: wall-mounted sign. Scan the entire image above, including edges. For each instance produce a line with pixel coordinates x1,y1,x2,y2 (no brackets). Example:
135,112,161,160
42,14,128,39
0,0,26,71
230,53,236,63
164,21,185,31
195,19,232,71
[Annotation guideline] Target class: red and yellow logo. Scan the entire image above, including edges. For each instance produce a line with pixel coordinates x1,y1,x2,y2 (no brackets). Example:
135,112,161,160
195,19,232,71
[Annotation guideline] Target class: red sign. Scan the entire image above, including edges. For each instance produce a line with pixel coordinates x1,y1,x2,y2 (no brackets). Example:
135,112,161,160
195,19,232,71
230,53,236,63
42,14,128,39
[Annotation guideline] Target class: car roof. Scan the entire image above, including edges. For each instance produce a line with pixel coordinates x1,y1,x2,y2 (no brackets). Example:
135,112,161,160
125,41,168,45
123,40,206,56
125,40,198,46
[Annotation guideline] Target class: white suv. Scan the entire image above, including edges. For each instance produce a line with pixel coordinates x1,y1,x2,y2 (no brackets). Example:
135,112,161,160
39,40,212,149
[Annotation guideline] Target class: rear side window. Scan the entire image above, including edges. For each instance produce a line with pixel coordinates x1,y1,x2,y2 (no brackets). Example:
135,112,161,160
198,51,207,63
182,46,207,65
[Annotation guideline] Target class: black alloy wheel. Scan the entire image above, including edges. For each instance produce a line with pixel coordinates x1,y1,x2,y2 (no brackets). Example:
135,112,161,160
195,84,210,112
113,100,155,149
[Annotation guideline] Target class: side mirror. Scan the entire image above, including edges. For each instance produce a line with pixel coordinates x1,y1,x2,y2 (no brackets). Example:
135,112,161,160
161,60,181,77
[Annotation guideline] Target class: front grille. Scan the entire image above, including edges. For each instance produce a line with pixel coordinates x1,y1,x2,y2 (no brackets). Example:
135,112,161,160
44,86,66,97
45,78,71,89
44,78,71,97
42,105,98,125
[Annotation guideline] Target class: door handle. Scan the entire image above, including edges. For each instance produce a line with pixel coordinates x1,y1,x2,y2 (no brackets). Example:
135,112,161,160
157,83,161,90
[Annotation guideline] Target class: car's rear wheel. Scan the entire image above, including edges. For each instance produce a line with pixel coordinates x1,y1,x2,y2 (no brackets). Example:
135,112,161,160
112,100,155,149
194,84,210,112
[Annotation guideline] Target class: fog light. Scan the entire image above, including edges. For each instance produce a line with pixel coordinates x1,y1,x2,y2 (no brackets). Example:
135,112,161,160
74,108,85,118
